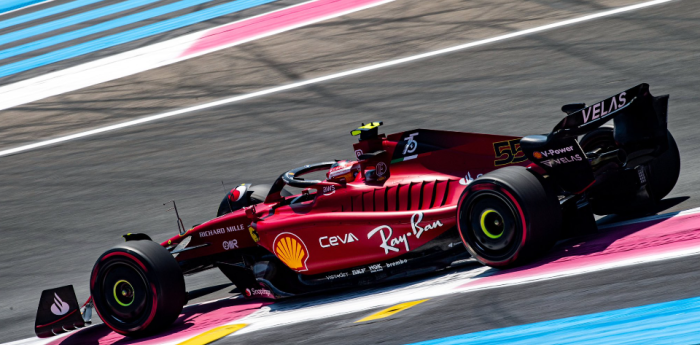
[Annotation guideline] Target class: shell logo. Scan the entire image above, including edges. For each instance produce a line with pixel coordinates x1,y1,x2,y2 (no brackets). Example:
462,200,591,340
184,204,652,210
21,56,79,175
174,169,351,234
273,233,309,271
533,151,543,159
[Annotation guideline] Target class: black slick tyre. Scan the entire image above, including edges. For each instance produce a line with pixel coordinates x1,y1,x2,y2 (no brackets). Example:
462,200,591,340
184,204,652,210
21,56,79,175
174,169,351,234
647,130,681,201
457,166,561,268
580,127,680,214
90,240,186,337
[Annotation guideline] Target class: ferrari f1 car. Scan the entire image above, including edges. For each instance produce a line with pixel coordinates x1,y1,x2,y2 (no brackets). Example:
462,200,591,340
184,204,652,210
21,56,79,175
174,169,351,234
36,83,680,338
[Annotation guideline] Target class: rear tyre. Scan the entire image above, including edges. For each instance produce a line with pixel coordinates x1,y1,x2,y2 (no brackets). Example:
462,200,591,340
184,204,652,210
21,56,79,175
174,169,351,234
647,131,681,201
457,166,561,268
90,240,186,337
580,128,680,214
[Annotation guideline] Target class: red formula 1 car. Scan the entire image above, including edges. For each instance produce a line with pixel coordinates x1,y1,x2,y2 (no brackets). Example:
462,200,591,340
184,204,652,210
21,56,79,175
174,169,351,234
35,84,680,338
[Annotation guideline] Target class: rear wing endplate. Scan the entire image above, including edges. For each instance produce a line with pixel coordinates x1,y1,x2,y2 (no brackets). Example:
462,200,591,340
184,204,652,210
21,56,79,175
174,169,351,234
35,285,87,338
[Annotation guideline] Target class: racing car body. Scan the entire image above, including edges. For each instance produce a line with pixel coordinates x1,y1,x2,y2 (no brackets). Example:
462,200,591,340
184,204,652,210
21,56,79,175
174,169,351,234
167,128,526,285
35,84,680,338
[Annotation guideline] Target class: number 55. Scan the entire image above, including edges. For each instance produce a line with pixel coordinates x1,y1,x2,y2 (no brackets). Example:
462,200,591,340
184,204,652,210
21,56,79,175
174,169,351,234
493,139,527,166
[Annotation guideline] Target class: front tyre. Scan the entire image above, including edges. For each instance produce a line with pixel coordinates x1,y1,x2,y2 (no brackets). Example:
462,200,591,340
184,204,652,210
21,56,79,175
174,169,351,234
457,166,561,268
90,240,186,337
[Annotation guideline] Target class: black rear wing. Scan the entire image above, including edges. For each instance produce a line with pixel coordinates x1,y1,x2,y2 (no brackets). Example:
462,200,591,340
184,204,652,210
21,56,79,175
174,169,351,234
551,83,668,140
521,84,670,193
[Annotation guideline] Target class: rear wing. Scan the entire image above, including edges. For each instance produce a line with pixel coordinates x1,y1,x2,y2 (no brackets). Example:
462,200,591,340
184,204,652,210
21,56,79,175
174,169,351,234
551,83,668,140
521,83,670,193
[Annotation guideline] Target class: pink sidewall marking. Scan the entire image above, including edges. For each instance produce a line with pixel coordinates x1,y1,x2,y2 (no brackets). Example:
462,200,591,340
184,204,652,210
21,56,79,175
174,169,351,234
181,0,388,57
48,299,270,345
460,212,700,289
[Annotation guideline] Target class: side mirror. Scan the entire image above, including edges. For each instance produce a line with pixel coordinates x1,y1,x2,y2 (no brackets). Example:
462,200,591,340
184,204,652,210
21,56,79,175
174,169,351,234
244,205,257,220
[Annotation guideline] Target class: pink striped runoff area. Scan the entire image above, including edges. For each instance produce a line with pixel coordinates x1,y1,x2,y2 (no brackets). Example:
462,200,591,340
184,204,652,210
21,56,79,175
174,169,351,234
181,0,390,57
459,210,700,290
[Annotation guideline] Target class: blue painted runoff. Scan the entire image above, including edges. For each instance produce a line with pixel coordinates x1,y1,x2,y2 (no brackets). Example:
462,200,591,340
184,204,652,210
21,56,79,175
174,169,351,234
0,0,46,15
0,0,216,60
412,296,700,344
0,0,276,79
0,0,163,47
0,0,104,31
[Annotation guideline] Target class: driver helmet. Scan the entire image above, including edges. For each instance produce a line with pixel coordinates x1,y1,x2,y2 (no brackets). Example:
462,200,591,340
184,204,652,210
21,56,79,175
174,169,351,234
327,160,361,183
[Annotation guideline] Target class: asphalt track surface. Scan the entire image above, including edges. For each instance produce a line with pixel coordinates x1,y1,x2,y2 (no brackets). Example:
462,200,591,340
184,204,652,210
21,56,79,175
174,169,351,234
1,0,700,343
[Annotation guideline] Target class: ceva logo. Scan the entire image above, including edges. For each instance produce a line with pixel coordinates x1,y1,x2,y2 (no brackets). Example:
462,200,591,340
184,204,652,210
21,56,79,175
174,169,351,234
50,293,69,316
273,233,309,271
319,233,358,248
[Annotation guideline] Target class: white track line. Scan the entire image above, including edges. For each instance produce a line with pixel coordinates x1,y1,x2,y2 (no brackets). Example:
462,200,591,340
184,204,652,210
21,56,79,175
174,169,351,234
0,0,676,158
0,0,54,17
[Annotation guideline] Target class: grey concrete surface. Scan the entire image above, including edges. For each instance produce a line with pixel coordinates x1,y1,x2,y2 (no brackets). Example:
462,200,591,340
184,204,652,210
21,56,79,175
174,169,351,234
0,0,641,147
0,0,699,343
